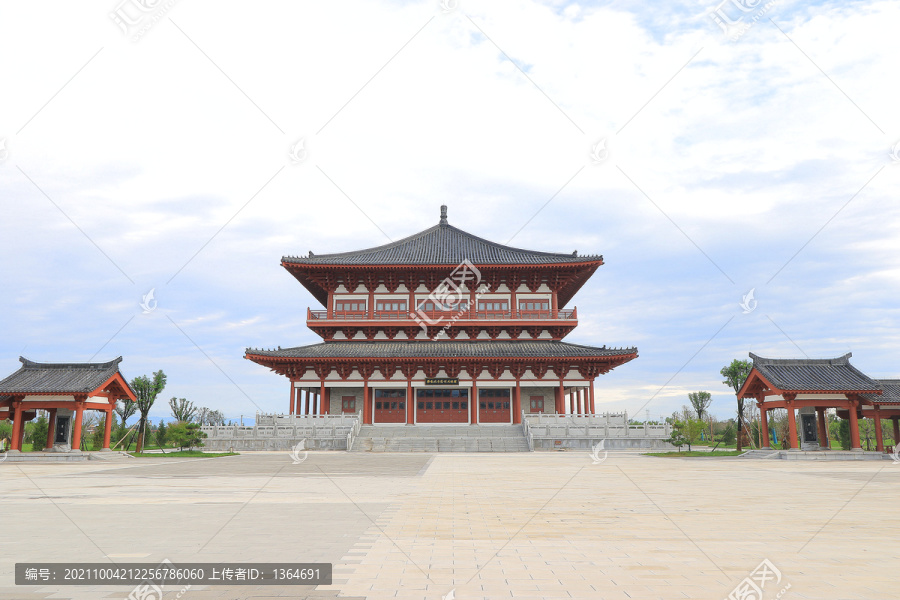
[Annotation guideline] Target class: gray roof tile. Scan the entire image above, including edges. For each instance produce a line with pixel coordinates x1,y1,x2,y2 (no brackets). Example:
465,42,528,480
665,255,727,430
749,352,879,393
247,340,636,359
283,210,601,266
0,357,131,395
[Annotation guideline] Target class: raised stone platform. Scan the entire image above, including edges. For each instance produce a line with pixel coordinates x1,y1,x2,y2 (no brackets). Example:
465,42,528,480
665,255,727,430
351,425,530,452
200,414,359,451
739,449,892,460
524,413,675,451
0,450,133,463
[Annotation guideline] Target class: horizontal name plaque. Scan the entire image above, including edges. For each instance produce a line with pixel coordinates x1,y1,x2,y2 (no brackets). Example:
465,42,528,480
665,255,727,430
424,378,459,386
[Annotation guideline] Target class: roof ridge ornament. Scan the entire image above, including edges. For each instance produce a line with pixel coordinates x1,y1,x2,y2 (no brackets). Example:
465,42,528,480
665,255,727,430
440,204,448,225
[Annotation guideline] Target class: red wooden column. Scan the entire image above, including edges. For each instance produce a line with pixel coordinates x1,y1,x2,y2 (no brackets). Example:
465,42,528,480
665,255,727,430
816,407,828,449
588,383,595,415
289,381,296,415
46,408,57,450
103,408,113,449
550,289,558,317
363,379,372,425
758,402,770,448
10,400,23,451
71,398,85,451
893,417,900,448
321,380,328,415
848,397,862,450
556,380,565,414
407,378,415,425
368,285,375,319
513,378,521,424
470,378,478,425
784,395,798,450
873,407,884,452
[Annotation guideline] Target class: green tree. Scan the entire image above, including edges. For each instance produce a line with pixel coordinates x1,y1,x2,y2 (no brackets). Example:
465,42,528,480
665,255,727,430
131,370,167,453
27,413,49,451
92,413,110,450
169,397,197,422
114,399,137,427
838,419,851,450
168,422,206,451
154,420,168,448
688,391,712,421
721,359,753,452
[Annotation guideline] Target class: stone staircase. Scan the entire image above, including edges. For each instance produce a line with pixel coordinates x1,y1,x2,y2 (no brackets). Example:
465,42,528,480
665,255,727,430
350,425,530,452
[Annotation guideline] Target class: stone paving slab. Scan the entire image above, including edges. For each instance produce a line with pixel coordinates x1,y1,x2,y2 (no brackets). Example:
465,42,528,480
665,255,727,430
1,452,898,599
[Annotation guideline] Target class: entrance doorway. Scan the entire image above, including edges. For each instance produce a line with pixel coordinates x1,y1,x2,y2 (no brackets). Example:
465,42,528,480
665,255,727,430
479,389,512,423
374,389,406,423
416,389,469,423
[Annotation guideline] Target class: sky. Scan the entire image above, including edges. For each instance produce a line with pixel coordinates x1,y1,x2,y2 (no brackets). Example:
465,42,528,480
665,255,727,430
1,0,899,425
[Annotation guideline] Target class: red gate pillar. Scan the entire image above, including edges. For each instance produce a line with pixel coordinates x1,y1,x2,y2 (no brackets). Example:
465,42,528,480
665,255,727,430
470,379,478,425
785,396,798,450
71,400,85,451
848,397,862,451
363,380,372,425
289,382,296,415
893,417,900,449
10,400,23,451
816,407,828,449
46,408,58,450
407,379,415,425
873,407,884,452
513,378,521,424
103,408,113,450
758,403,770,448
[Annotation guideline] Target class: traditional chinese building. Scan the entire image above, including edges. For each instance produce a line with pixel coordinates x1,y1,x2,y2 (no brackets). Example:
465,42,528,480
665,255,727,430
245,206,637,426
738,352,900,452
0,357,136,453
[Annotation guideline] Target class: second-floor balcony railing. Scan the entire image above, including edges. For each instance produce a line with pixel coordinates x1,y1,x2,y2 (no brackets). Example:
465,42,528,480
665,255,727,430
308,307,577,321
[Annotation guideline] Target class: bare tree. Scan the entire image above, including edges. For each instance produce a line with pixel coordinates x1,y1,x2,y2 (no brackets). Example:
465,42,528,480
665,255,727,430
169,397,197,422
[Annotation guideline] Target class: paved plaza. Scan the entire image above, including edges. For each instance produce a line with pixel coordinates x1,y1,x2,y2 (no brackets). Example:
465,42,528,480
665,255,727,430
1,451,898,600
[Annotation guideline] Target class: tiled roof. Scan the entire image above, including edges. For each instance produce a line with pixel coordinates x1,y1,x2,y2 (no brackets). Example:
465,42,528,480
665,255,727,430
283,206,601,266
869,379,900,404
749,352,880,393
247,340,636,359
0,357,131,395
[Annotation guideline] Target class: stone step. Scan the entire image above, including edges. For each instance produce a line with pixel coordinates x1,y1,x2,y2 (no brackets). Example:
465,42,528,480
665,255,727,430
350,424,530,452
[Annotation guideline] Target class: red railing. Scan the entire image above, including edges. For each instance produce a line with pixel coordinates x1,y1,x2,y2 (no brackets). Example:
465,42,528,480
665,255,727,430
307,307,577,321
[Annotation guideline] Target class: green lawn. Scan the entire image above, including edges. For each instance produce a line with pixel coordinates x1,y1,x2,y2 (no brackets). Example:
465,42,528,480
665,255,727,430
127,451,238,458
645,450,744,457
